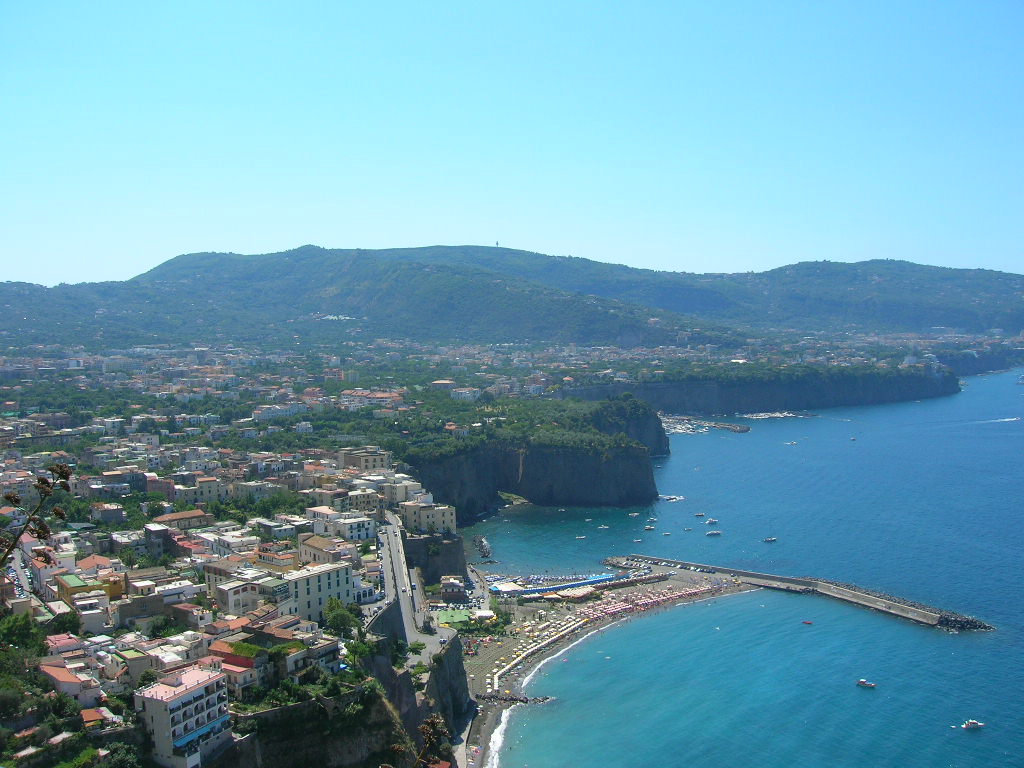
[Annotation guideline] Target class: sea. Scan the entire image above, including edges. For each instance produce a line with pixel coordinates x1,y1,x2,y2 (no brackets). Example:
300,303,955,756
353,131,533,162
464,368,1024,768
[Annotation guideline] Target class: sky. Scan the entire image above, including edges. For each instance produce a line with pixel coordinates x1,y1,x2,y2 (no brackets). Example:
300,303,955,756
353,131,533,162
1,1,1022,285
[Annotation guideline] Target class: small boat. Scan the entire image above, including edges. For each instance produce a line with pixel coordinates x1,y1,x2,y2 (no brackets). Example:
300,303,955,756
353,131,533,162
644,525,656,530
706,518,718,525
585,518,592,522
558,508,567,513
597,525,609,529
802,620,813,625
633,539,643,543
856,679,876,688
628,512,640,517
961,719,985,729
785,441,797,446
663,532,671,536
706,530,722,536
694,512,705,517
575,535,587,540
763,537,777,543
684,527,693,531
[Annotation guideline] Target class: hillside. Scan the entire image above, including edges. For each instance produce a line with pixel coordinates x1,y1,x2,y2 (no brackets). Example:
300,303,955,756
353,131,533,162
1,245,1021,349
374,246,1024,334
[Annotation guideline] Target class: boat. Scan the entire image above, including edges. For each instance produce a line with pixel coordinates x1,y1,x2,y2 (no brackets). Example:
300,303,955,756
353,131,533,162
961,719,985,729
785,441,797,446
694,512,705,517
802,620,813,625
663,532,671,536
706,530,722,536
856,679,876,688
706,518,718,525
558,508,567,513
628,512,640,517
684,527,693,531
597,525,609,529
644,525,656,530
633,539,643,543
575,535,587,539
585,518,592,522
763,537,778,543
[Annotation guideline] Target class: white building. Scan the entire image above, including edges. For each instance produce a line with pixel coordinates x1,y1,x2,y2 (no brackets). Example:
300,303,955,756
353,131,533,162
281,562,355,622
134,665,231,768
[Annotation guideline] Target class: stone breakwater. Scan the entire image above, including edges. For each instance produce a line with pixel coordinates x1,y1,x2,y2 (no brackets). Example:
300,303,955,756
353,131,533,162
814,579,994,632
618,556,994,631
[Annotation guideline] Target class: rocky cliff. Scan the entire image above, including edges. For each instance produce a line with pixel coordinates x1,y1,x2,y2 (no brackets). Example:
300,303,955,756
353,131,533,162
411,439,658,521
223,684,415,768
560,367,960,415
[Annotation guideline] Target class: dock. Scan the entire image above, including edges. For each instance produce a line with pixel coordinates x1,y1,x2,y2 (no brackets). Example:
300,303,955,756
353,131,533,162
610,555,992,631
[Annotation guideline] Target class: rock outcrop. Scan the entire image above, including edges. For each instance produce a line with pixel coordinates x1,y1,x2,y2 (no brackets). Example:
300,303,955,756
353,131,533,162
411,440,658,522
560,368,960,415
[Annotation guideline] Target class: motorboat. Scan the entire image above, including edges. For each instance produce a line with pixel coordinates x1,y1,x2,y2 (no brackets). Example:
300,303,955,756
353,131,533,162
706,530,722,536
597,525,609,529
763,537,778,543
633,539,643,543
663,532,671,536
961,720,985,729
706,518,718,525
694,512,705,517
644,525,656,530
628,512,640,517
856,679,876,688
684,527,693,531
575,535,586,539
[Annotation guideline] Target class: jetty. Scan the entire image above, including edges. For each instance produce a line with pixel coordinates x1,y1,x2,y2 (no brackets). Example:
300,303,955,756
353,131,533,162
610,555,993,631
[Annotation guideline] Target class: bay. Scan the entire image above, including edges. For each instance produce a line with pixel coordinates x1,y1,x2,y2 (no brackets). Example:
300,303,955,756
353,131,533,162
466,368,1024,768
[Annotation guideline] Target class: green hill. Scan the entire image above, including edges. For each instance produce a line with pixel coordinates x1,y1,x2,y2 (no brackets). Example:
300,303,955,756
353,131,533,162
2,245,1020,350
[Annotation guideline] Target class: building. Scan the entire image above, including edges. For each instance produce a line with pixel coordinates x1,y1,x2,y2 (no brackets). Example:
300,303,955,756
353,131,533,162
134,664,231,768
297,534,357,566
152,509,215,531
337,446,392,472
398,502,457,535
281,562,354,622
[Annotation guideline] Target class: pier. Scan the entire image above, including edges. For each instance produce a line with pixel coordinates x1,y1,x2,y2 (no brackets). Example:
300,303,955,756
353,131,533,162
611,555,992,631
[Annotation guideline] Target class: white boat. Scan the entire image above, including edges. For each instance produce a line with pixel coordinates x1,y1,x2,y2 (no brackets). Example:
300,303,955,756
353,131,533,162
694,512,705,517
961,719,985,729
644,525,656,530
856,679,876,689
663,532,671,536
706,530,722,536
706,518,718,525
763,537,778,543
633,539,643,543
628,512,640,517
575,535,586,540
597,525,609,529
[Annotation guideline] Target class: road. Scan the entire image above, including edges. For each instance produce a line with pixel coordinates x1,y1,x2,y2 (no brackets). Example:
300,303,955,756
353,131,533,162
372,512,454,661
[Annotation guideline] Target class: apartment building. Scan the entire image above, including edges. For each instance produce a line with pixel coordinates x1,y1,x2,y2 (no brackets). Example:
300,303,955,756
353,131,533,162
281,562,354,622
397,501,457,535
134,665,231,768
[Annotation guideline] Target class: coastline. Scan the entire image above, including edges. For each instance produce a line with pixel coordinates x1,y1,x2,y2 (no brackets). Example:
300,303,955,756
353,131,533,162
460,568,756,768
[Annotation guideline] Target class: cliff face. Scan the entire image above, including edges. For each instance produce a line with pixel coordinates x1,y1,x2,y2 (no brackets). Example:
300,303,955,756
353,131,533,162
225,686,415,768
587,399,670,456
412,440,658,521
562,369,960,415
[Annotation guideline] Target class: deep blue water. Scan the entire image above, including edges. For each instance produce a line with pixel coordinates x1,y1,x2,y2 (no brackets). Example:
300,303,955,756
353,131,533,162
466,369,1024,768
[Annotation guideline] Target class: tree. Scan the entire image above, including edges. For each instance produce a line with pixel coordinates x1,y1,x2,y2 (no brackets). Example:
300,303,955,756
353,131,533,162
138,669,159,686
323,597,362,639
0,463,73,569
48,610,81,635
105,743,142,768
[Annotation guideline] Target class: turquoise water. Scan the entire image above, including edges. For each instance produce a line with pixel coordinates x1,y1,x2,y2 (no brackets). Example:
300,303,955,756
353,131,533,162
467,369,1024,768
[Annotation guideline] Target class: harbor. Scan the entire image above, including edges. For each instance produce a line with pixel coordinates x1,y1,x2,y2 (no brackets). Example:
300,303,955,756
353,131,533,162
609,555,993,631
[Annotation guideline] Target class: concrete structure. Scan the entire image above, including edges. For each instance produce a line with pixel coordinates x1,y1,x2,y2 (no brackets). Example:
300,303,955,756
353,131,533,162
135,665,231,768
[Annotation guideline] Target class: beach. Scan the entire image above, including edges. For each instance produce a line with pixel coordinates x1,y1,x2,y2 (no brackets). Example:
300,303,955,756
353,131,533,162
458,562,755,768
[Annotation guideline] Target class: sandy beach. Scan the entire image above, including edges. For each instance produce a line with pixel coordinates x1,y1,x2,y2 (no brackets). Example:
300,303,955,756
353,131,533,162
457,561,756,768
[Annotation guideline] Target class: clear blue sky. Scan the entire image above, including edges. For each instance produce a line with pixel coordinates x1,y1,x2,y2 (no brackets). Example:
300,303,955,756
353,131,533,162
2,1,1022,285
